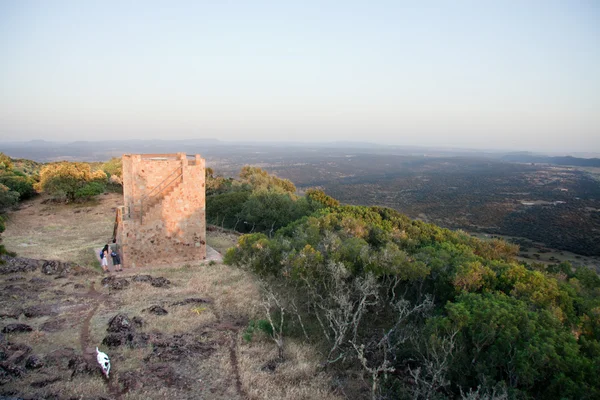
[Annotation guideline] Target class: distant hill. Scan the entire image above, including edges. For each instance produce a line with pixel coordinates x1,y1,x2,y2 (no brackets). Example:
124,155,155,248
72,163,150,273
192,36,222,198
502,153,600,167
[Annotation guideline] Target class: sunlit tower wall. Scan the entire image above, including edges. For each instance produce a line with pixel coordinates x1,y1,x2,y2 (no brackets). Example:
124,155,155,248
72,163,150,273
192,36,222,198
117,153,206,268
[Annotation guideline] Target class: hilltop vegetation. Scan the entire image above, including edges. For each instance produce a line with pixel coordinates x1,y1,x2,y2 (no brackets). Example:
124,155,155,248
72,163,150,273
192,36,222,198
211,167,600,399
1,155,599,399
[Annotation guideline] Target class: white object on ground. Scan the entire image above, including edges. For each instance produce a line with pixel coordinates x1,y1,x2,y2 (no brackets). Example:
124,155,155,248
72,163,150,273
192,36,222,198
96,347,110,378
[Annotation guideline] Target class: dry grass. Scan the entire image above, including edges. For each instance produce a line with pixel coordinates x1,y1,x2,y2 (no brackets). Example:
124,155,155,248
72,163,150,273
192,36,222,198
3,193,121,265
238,339,342,400
207,230,239,255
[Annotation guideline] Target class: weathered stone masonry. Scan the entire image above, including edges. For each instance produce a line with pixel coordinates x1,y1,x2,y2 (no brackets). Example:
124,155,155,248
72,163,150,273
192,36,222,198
116,153,206,268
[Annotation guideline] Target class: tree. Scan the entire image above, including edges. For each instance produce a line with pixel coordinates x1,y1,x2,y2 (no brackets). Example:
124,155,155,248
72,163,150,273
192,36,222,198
37,162,107,202
0,184,19,212
101,157,123,186
239,166,296,193
0,173,36,200
0,153,13,171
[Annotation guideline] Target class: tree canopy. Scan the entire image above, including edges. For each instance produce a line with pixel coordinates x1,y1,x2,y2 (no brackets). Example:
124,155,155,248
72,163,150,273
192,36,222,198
37,162,107,202
222,185,600,399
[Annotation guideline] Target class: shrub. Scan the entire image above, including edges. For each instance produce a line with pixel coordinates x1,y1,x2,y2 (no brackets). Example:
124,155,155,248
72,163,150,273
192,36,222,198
37,162,107,202
75,181,106,199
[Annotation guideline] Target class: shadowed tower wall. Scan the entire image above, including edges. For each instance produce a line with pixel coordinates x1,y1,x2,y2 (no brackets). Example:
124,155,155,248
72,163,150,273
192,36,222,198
118,153,206,268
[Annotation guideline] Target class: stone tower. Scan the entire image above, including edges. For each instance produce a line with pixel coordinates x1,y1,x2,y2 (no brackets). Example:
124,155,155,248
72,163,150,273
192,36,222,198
115,153,206,268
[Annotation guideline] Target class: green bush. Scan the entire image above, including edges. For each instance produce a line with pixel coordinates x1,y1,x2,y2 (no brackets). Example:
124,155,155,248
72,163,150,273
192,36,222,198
75,181,106,199
0,173,36,200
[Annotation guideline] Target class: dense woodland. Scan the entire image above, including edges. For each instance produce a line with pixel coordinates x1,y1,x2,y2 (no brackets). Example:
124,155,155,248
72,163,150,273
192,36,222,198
2,154,600,399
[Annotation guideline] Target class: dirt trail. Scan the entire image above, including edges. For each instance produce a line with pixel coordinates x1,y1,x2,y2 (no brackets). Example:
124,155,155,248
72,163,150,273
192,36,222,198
213,310,247,399
228,330,247,399
79,281,123,399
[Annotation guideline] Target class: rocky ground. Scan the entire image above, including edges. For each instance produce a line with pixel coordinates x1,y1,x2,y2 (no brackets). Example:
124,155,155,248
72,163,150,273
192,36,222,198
0,255,340,399
0,195,342,399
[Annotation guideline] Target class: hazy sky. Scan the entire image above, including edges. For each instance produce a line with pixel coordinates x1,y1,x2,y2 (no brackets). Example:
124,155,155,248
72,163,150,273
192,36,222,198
1,1,599,152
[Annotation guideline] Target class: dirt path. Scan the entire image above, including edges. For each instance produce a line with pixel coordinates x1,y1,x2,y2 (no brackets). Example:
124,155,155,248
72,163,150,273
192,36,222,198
228,330,247,399
79,281,123,399
213,310,247,399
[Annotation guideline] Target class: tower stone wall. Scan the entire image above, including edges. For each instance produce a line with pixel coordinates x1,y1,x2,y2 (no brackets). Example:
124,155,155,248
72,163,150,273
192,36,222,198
118,153,206,268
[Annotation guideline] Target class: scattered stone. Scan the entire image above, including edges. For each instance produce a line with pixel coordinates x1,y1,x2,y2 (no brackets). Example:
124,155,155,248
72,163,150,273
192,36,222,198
171,298,212,306
40,318,66,333
44,348,76,369
261,359,282,373
0,255,42,274
0,342,31,365
73,283,85,289
143,306,168,315
101,276,130,290
2,324,32,334
150,277,170,288
29,277,49,285
68,355,96,377
146,363,187,388
41,260,72,276
107,314,133,333
5,276,25,282
23,305,56,318
132,316,145,327
129,274,170,287
7,351,28,365
146,333,215,363
30,376,61,388
0,362,24,380
100,276,114,285
104,314,133,347
0,309,22,319
131,275,153,283
118,371,143,392
3,285,25,294
102,332,134,348
25,355,44,369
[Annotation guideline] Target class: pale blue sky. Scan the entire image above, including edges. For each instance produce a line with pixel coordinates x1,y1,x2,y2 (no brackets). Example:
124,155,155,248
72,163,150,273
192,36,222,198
1,0,599,152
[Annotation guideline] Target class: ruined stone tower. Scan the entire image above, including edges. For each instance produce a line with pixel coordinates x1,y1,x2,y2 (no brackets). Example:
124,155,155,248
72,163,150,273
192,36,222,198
114,153,206,268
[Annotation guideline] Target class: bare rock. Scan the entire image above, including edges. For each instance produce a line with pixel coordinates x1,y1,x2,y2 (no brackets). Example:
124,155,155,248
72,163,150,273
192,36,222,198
101,276,130,290
68,355,96,377
0,255,42,274
171,298,212,306
25,355,44,369
150,277,170,287
132,316,145,328
0,362,24,380
30,376,61,388
2,324,32,334
118,370,143,392
0,309,22,319
146,333,215,363
44,348,77,369
0,342,31,365
102,332,131,348
40,318,66,333
143,305,168,315
131,275,153,283
146,363,187,388
29,277,49,286
41,260,72,276
107,314,133,333
23,305,56,318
